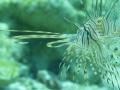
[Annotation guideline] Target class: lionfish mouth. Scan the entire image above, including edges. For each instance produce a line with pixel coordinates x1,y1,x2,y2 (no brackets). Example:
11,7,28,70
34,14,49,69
0,0,120,89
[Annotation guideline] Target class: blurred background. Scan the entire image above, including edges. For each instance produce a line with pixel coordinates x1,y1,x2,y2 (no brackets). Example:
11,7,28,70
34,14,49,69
0,0,119,90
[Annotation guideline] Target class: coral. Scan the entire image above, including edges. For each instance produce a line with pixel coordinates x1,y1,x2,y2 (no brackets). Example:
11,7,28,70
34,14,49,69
0,0,85,33
36,70,108,90
0,59,20,87
61,81,108,90
6,77,49,90
0,23,26,87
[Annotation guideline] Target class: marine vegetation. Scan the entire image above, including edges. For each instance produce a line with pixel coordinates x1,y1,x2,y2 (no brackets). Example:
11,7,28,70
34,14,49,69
0,0,120,89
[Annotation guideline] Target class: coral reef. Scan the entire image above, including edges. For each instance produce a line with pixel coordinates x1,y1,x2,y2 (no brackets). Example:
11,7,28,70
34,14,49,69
5,70,108,90
0,0,85,33
0,23,27,87
0,59,20,87
6,77,49,90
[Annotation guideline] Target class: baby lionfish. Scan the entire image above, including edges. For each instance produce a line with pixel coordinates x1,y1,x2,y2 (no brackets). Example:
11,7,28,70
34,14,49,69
1,0,120,89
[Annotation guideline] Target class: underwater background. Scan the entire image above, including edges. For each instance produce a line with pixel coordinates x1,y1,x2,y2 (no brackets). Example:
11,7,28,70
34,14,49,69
0,0,120,90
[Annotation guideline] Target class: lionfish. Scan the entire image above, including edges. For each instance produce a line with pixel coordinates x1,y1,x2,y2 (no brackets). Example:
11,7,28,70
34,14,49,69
1,0,120,89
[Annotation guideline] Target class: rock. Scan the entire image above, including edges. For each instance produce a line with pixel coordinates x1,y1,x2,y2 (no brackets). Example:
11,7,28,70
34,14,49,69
0,59,20,87
6,77,48,90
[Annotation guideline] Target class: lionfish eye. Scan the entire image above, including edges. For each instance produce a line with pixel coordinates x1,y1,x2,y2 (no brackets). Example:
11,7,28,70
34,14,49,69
114,47,118,51
87,31,89,35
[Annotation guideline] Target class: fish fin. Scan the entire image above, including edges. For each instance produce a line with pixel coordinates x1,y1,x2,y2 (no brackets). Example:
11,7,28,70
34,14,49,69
47,39,71,48
0,30,76,47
